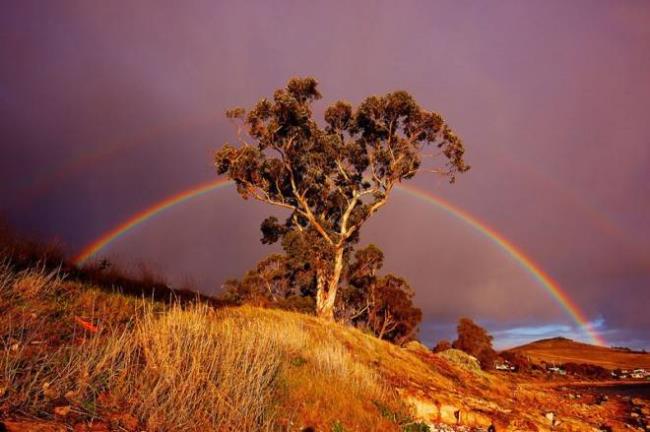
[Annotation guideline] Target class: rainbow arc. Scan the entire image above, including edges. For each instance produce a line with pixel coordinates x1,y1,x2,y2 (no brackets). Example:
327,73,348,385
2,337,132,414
73,179,606,346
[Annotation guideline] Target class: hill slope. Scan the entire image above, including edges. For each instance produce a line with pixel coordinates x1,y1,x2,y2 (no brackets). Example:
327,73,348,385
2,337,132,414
508,337,650,370
0,262,638,431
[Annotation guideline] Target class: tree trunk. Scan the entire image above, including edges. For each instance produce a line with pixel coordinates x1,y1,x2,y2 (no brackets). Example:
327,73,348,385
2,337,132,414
315,246,345,321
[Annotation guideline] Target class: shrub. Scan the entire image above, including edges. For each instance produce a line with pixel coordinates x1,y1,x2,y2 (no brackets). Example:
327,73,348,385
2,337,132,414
432,340,452,353
452,318,497,370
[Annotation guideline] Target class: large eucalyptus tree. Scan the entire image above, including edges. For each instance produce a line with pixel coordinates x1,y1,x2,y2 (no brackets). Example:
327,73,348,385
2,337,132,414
215,77,468,320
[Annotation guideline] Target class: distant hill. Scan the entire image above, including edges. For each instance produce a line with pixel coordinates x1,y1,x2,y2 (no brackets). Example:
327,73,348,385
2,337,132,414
508,337,650,370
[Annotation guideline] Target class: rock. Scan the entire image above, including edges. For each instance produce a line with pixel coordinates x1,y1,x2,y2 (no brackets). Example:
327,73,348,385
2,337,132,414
439,404,460,424
54,406,72,417
437,349,481,372
507,419,539,431
405,396,439,420
404,340,432,355
462,411,493,428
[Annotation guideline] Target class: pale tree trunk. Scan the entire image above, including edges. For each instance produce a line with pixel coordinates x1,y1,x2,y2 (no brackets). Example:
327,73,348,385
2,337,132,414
315,246,345,321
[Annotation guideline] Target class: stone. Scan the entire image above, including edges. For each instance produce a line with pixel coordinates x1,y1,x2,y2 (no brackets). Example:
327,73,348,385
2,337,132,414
438,349,481,372
405,396,439,421
439,404,460,424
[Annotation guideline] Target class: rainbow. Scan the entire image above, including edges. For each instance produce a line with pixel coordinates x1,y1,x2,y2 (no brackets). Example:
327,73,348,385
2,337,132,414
399,186,606,346
73,178,232,265
73,179,605,346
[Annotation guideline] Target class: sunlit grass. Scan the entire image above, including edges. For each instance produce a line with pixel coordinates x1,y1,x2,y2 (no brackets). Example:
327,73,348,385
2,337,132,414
1,261,612,431
0,263,406,431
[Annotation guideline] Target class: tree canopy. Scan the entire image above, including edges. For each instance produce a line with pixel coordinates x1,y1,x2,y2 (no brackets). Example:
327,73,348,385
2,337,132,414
452,318,497,370
215,76,468,319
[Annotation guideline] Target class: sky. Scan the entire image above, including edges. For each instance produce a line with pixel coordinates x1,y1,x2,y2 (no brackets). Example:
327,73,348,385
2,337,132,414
1,0,649,349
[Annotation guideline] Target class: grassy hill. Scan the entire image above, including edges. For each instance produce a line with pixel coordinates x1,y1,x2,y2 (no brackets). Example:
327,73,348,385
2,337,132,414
508,337,650,370
0,261,640,431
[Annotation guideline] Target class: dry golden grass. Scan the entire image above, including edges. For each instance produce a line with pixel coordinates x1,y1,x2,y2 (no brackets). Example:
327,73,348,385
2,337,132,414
2,262,635,431
0,263,407,431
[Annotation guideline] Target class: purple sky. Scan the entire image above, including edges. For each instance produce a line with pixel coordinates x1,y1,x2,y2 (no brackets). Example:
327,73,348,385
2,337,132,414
2,1,649,349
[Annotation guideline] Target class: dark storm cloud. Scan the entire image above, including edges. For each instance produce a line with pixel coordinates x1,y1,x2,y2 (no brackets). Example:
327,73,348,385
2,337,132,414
1,0,649,348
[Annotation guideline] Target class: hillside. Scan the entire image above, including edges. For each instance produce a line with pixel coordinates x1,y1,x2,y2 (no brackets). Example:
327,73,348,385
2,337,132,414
508,337,650,370
0,262,642,431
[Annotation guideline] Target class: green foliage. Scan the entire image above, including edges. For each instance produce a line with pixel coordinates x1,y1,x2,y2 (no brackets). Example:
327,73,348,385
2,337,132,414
331,420,346,432
215,77,468,317
220,252,316,310
222,243,421,344
341,245,422,344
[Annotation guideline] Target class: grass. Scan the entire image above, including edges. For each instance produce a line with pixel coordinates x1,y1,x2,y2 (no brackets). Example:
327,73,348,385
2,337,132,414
1,260,632,431
0,262,403,431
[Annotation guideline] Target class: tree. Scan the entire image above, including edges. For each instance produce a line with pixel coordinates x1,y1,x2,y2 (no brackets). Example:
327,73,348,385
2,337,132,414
220,253,315,312
432,340,452,353
499,350,531,372
371,275,422,343
452,318,497,370
215,77,468,320
341,245,422,344
222,243,421,343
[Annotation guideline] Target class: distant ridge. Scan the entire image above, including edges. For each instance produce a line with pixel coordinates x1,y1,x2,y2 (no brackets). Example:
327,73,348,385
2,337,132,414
508,337,650,370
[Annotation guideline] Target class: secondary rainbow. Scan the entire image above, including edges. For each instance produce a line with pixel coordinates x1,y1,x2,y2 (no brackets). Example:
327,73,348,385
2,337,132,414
73,179,605,346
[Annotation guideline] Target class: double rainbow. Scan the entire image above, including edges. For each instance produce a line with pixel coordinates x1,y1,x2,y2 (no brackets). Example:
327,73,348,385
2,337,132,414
73,179,605,346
